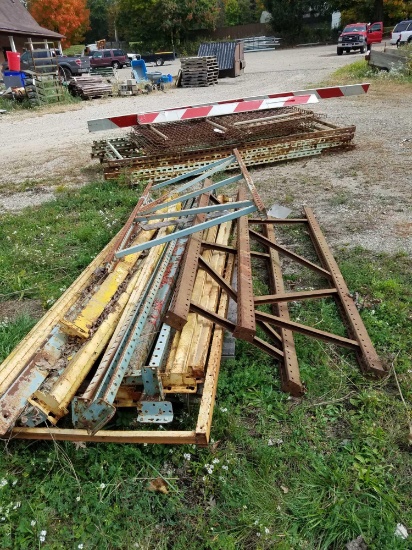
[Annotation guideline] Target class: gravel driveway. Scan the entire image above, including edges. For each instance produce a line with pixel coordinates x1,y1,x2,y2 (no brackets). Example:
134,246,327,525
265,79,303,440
1,44,411,256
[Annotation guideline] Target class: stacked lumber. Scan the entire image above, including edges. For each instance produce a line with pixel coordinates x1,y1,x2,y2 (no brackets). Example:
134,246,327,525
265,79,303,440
180,56,219,87
68,76,113,99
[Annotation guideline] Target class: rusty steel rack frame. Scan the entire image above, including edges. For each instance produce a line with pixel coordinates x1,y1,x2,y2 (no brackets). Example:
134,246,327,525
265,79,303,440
97,120,355,182
1,154,385,446
4,207,385,446
165,208,385,399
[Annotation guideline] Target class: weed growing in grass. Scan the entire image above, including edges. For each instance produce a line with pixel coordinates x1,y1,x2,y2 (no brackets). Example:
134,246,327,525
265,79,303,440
0,315,36,363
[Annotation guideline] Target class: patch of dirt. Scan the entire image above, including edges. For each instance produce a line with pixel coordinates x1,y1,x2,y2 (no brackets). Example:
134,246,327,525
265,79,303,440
250,85,412,256
0,299,44,322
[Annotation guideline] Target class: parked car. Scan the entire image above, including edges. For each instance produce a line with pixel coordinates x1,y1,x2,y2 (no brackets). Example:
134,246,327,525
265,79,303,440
390,20,412,45
2,49,90,81
337,22,383,55
89,49,129,69
126,51,175,66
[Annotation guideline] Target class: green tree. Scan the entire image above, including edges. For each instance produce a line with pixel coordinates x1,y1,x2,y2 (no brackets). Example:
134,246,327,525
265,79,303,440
85,0,109,43
265,0,333,34
117,0,219,50
332,0,412,26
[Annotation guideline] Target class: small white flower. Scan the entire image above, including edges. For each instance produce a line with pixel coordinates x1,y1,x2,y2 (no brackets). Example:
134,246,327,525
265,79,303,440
12,480,17,486
40,536,45,543
0,479,7,488
264,527,270,534
99,483,106,489
256,532,261,537
78,544,84,549
220,407,228,413
254,520,259,525
222,465,228,471
76,496,81,502
183,453,191,461
243,505,247,509
212,458,220,464
40,530,47,536
268,439,274,446
31,520,36,527
395,523,409,539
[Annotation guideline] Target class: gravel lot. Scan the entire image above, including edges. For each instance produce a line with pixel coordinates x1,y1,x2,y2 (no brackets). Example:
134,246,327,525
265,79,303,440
1,44,411,256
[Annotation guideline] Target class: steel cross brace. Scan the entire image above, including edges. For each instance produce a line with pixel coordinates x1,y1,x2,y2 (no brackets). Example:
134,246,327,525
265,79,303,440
189,303,284,360
251,213,385,377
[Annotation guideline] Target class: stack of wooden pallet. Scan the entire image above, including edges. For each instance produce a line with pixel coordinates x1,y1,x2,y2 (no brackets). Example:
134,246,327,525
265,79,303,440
68,76,113,99
179,56,219,87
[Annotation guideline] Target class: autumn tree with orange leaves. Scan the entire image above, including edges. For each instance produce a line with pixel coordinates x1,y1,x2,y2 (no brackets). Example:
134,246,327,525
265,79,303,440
28,0,90,46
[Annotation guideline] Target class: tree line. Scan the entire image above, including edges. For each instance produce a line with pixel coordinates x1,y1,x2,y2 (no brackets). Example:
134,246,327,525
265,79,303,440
27,0,412,48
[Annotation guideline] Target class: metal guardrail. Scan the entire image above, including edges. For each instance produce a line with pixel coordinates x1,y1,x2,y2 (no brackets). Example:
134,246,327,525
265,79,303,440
242,36,281,52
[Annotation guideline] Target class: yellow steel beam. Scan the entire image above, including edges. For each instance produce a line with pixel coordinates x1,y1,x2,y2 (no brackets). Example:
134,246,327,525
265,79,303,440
162,225,217,391
29,268,142,422
9,427,197,445
0,237,117,398
60,232,151,339
60,200,179,340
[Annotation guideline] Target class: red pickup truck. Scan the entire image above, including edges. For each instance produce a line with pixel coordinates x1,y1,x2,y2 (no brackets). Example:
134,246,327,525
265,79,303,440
337,22,383,55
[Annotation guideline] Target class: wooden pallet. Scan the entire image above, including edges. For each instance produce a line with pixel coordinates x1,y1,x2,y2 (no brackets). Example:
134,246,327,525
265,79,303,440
179,56,219,88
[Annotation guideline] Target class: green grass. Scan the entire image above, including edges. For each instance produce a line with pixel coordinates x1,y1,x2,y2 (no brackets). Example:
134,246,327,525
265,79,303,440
324,56,412,85
0,180,140,308
0,87,80,112
0,183,411,549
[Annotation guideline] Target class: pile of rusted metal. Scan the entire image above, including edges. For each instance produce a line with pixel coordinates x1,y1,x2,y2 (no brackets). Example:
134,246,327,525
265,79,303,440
0,150,384,445
88,84,369,182
68,75,113,99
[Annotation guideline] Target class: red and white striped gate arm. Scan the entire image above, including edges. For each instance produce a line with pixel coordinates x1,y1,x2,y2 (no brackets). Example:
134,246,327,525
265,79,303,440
87,83,370,133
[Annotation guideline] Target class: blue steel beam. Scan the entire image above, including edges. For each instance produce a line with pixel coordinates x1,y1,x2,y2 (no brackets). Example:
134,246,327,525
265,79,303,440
73,237,187,432
137,173,243,216
116,204,258,259
135,200,253,222
151,156,235,191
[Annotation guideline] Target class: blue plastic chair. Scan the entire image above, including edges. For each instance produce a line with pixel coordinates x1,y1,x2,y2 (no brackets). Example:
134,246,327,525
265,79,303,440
131,58,147,81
